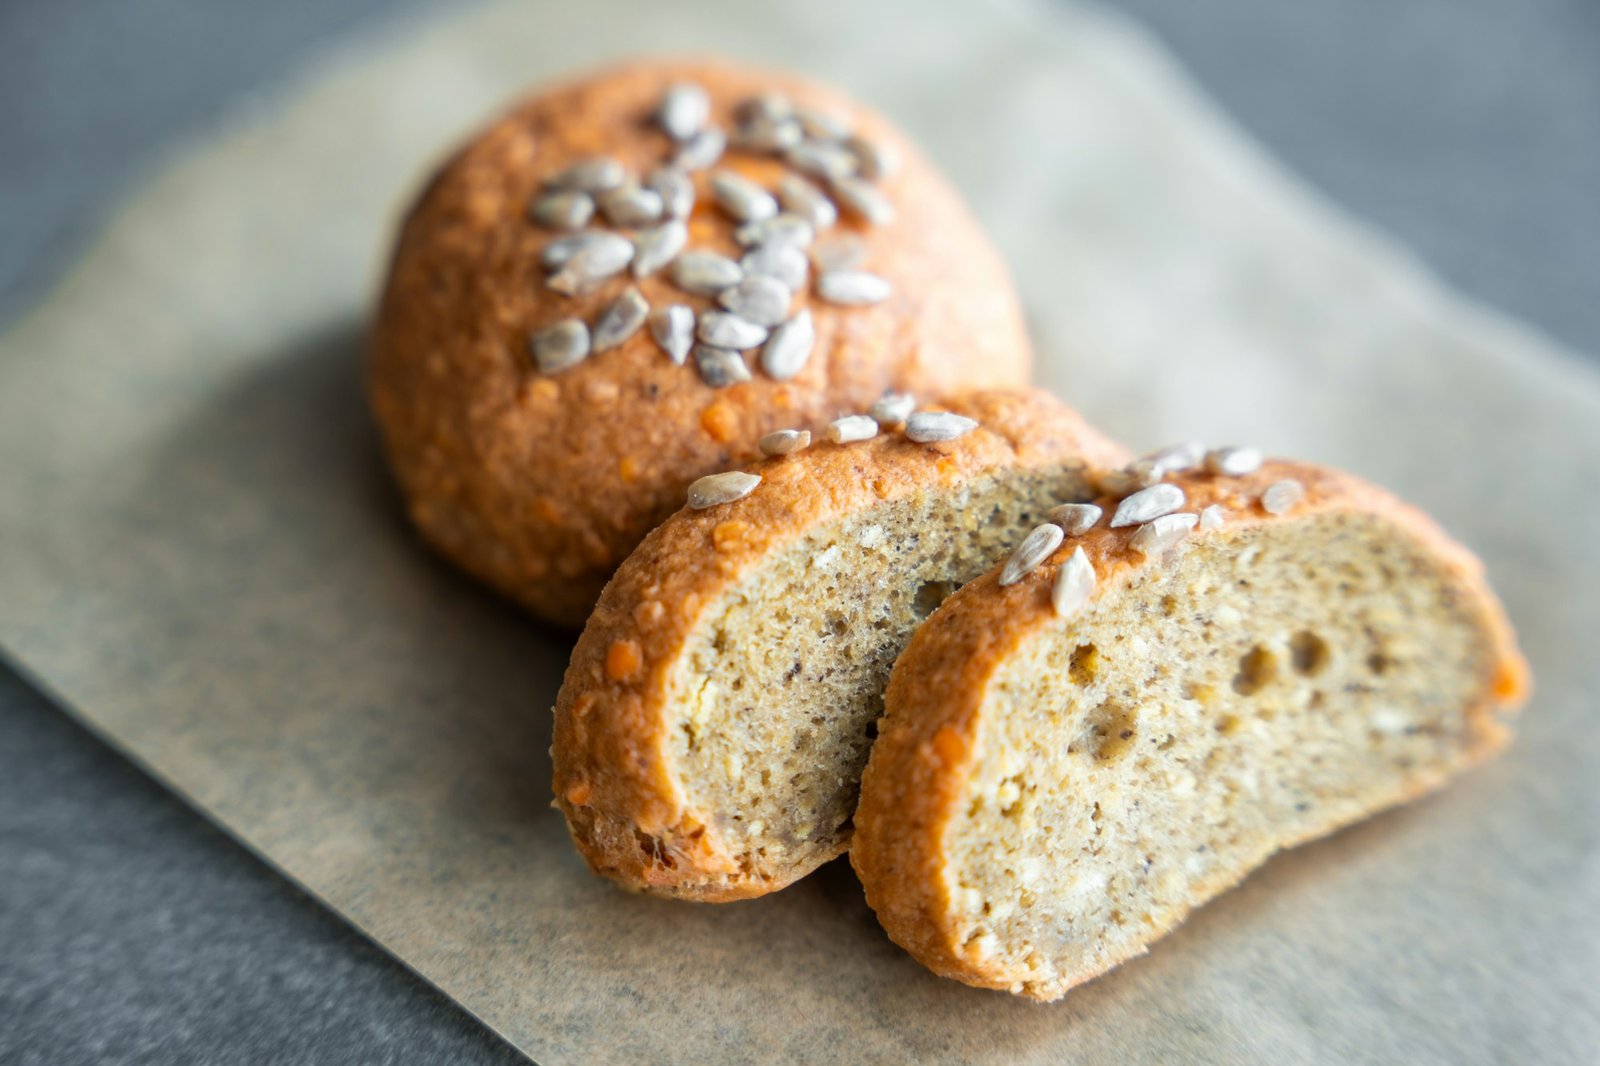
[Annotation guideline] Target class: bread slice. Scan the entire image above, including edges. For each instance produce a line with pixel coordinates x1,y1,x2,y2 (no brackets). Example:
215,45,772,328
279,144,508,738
851,458,1530,1000
551,389,1129,900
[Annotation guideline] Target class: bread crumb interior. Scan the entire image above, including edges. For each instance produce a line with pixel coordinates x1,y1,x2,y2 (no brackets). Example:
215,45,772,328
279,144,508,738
946,514,1496,997
668,466,1096,883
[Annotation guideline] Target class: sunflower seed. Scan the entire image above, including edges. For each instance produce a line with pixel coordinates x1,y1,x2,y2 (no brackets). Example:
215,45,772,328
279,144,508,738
592,288,649,352
741,242,809,290
905,410,978,443
710,170,778,223
529,190,594,230
826,414,878,444
760,309,814,380
697,310,769,350
1110,483,1186,527
1130,512,1198,557
717,274,791,326
1048,502,1103,536
598,184,664,228
759,429,811,456
645,166,695,220
778,175,838,232
794,105,851,141
547,240,634,294
529,319,590,373
1120,459,1165,489
735,213,815,249
1053,546,1096,617
785,141,858,181
1095,468,1143,497
547,156,625,194
1261,479,1305,515
631,220,688,278
688,470,761,509
1198,504,1227,530
675,126,726,171
1205,445,1264,477
830,176,895,225
647,305,695,365
1142,441,1206,476
868,392,915,425
809,234,866,272
816,270,891,305
694,344,752,387
672,251,744,295
739,91,794,124
1000,524,1065,586
541,230,629,271
732,115,803,153
846,134,900,180
658,82,710,141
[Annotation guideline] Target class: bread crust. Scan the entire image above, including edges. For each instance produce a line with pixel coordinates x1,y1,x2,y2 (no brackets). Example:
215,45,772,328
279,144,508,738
851,460,1531,997
368,58,1034,627
551,389,1128,901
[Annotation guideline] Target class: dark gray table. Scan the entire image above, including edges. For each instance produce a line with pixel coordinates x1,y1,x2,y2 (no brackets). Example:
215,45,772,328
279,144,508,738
2,2,1596,1062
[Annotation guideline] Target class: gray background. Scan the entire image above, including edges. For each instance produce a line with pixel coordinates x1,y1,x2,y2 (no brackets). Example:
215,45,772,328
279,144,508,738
1,1,1595,1062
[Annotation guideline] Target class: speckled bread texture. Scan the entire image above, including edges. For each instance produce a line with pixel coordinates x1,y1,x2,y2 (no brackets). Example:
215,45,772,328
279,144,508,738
551,390,1128,901
368,58,1033,626
852,460,1530,1000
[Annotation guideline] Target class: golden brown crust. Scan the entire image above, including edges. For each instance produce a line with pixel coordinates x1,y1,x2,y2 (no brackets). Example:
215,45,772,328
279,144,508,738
551,389,1128,901
368,57,1033,626
851,459,1531,996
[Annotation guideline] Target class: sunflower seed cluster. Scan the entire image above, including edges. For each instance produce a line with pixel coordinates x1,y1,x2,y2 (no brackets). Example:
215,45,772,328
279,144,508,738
524,81,901,385
1000,441,1293,611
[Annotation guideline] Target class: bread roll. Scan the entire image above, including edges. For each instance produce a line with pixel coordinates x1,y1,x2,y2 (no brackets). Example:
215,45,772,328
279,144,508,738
852,458,1530,999
369,59,1032,626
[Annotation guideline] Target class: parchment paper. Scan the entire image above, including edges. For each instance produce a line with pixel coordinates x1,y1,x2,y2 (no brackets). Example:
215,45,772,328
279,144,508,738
1,0,1595,1062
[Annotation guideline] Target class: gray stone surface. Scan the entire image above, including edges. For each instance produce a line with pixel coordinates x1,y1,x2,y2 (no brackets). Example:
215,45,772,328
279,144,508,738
0,1,1594,1063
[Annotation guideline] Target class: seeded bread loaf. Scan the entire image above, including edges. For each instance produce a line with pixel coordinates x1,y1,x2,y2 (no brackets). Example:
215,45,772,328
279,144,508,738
551,389,1128,900
851,458,1530,1000
369,58,1033,627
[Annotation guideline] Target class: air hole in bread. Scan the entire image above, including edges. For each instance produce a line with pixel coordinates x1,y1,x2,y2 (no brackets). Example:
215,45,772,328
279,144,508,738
1290,630,1331,676
1232,645,1277,695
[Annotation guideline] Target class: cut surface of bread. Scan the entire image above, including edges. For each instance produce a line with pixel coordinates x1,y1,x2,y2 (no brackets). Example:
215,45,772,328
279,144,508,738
551,390,1128,900
852,460,1529,1000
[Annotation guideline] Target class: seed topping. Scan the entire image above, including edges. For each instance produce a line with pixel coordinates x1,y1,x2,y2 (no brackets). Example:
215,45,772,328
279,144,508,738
759,429,811,456
905,410,978,443
1261,479,1305,515
1130,512,1198,556
592,288,649,352
760,310,815,381
648,305,694,365
1053,546,1096,617
529,319,590,374
826,414,878,444
1048,503,1103,536
1111,483,1186,528
1000,524,1066,586
687,471,760,509
1205,446,1264,477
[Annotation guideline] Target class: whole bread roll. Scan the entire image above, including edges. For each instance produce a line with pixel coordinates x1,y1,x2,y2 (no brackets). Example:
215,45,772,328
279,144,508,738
369,59,1033,626
851,457,1530,1000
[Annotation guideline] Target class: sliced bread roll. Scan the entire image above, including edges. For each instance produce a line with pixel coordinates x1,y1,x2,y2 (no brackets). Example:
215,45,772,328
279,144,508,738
851,456,1530,1000
552,389,1128,900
